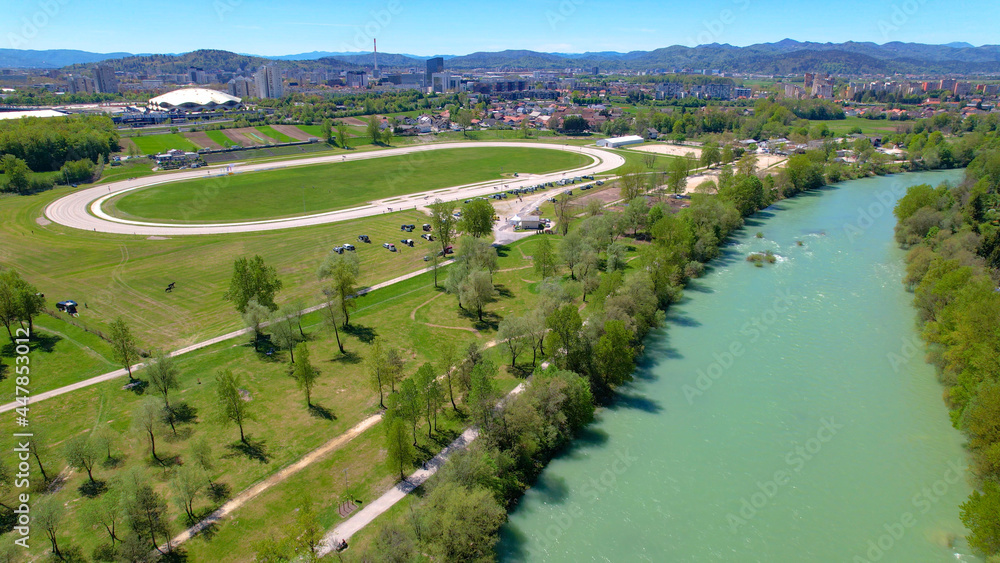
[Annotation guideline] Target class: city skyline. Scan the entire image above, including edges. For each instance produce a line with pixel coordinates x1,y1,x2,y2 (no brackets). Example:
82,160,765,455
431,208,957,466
2,0,993,57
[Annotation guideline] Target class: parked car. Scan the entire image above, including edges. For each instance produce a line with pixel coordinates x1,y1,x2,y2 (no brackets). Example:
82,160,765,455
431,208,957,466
383,243,397,252
401,239,415,247
332,246,345,254
437,245,454,256
343,244,356,251
422,224,432,231
358,235,371,243
421,233,433,241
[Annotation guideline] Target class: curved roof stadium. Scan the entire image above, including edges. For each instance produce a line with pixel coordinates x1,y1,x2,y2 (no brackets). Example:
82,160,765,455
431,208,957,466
148,88,242,112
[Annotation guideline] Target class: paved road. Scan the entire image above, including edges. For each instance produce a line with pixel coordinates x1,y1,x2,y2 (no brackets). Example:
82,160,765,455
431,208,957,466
44,142,624,236
0,261,451,414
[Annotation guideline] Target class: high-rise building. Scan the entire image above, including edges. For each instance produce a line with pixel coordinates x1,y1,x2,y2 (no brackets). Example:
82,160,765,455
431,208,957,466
94,64,118,94
345,71,369,89
426,57,444,84
227,76,255,98
68,75,96,94
254,65,283,99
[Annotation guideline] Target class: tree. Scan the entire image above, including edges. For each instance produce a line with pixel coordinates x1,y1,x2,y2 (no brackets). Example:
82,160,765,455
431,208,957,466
459,270,496,322
121,471,170,553
216,369,256,444
561,115,589,134
367,115,383,144
268,308,299,363
497,316,529,368
0,154,30,194
456,109,473,136
439,343,459,411
398,379,422,445
293,502,324,562
321,294,345,354
82,485,123,545
0,269,44,337
719,173,766,217
560,231,588,279
429,199,457,257
381,122,394,146
384,416,414,480
318,250,360,327
737,151,759,176
319,119,332,143
458,236,499,279
224,255,283,313
108,316,140,379
546,304,582,366
191,435,214,475
520,116,532,138
171,465,207,523
242,297,271,352
415,362,443,434
64,435,101,484
27,425,50,483
367,338,392,409
618,164,645,201
292,342,319,407
554,194,573,235
460,198,496,238
468,359,499,430
960,481,1000,556
700,141,721,168
34,496,65,558
574,250,600,302
667,156,689,194
146,351,179,409
595,320,636,392
419,482,506,562
335,121,350,148
132,397,164,462
533,236,557,278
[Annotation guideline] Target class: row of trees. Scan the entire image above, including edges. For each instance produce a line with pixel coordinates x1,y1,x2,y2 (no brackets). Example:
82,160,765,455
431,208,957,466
0,268,45,339
892,140,1000,558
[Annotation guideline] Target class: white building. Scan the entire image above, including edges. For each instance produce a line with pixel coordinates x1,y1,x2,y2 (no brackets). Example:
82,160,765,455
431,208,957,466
148,88,242,112
596,135,645,149
254,65,283,99
511,214,544,230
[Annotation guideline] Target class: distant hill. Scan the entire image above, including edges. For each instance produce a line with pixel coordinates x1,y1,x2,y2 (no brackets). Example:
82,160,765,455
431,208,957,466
3,41,1000,75
0,49,134,68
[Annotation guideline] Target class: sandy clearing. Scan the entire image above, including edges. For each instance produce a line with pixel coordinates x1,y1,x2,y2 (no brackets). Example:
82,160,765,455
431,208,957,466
629,143,703,158
186,131,223,150
271,124,312,141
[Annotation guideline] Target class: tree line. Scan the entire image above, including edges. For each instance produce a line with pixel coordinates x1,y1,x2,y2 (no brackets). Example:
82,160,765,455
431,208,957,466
893,137,1000,559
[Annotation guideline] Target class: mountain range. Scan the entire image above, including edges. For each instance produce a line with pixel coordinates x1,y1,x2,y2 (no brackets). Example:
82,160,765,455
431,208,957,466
3,40,1000,75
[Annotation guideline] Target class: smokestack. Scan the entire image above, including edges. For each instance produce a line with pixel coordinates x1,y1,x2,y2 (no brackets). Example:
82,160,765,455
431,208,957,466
373,38,379,79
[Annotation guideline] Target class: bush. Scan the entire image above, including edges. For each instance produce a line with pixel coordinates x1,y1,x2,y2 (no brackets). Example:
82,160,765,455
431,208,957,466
59,158,96,184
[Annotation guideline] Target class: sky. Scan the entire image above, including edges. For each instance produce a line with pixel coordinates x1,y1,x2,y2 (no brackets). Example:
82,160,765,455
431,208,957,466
1,0,995,56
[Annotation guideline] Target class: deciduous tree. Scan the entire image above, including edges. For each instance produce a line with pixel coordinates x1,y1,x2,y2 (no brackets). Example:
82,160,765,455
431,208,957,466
318,250,360,327
292,342,319,407
224,255,283,313
215,369,256,444
108,316,141,379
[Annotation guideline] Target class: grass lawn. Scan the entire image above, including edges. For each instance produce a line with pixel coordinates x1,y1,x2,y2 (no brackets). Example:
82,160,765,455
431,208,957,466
128,133,201,155
96,158,156,185
809,116,905,136
295,124,325,138
204,130,234,147
256,126,295,144
108,147,592,223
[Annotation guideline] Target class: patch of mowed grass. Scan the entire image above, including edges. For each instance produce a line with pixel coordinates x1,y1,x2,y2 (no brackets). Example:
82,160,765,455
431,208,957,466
205,129,234,147
128,133,200,155
109,147,592,223
255,125,295,144
0,185,443,352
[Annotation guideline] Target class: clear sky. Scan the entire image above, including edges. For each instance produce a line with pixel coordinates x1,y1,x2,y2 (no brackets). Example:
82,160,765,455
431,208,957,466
2,0,993,55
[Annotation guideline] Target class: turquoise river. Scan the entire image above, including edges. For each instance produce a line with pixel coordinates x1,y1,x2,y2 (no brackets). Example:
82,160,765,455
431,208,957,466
500,169,982,562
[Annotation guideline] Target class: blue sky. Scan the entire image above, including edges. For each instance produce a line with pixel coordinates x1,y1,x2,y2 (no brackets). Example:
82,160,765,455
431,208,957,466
2,0,994,55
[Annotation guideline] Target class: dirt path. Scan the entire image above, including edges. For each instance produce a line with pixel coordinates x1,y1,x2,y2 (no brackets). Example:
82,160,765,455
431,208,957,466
161,414,382,551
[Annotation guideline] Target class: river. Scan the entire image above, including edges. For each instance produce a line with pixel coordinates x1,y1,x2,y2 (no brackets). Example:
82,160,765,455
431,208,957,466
500,170,981,562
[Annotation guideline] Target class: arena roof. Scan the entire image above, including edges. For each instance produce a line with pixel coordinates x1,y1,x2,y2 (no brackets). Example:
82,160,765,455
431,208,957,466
148,88,241,111
0,109,69,120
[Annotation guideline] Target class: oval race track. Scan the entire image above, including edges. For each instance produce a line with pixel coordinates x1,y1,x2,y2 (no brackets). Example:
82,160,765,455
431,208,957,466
45,141,625,236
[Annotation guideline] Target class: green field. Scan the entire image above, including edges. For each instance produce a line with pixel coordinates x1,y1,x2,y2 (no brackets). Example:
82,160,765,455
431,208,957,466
205,129,234,147
128,133,201,155
808,116,906,136
256,125,295,143
109,146,591,223
295,124,325,138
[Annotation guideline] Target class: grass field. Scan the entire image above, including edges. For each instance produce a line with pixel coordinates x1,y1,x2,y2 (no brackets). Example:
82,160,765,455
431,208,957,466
108,147,592,223
255,125,295,144
204,129,234,147
128,133,201,155
808,116,906,136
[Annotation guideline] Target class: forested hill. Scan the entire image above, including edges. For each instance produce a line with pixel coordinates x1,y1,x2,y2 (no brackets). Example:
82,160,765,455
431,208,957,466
5,40,1000,74
59,50,359,75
